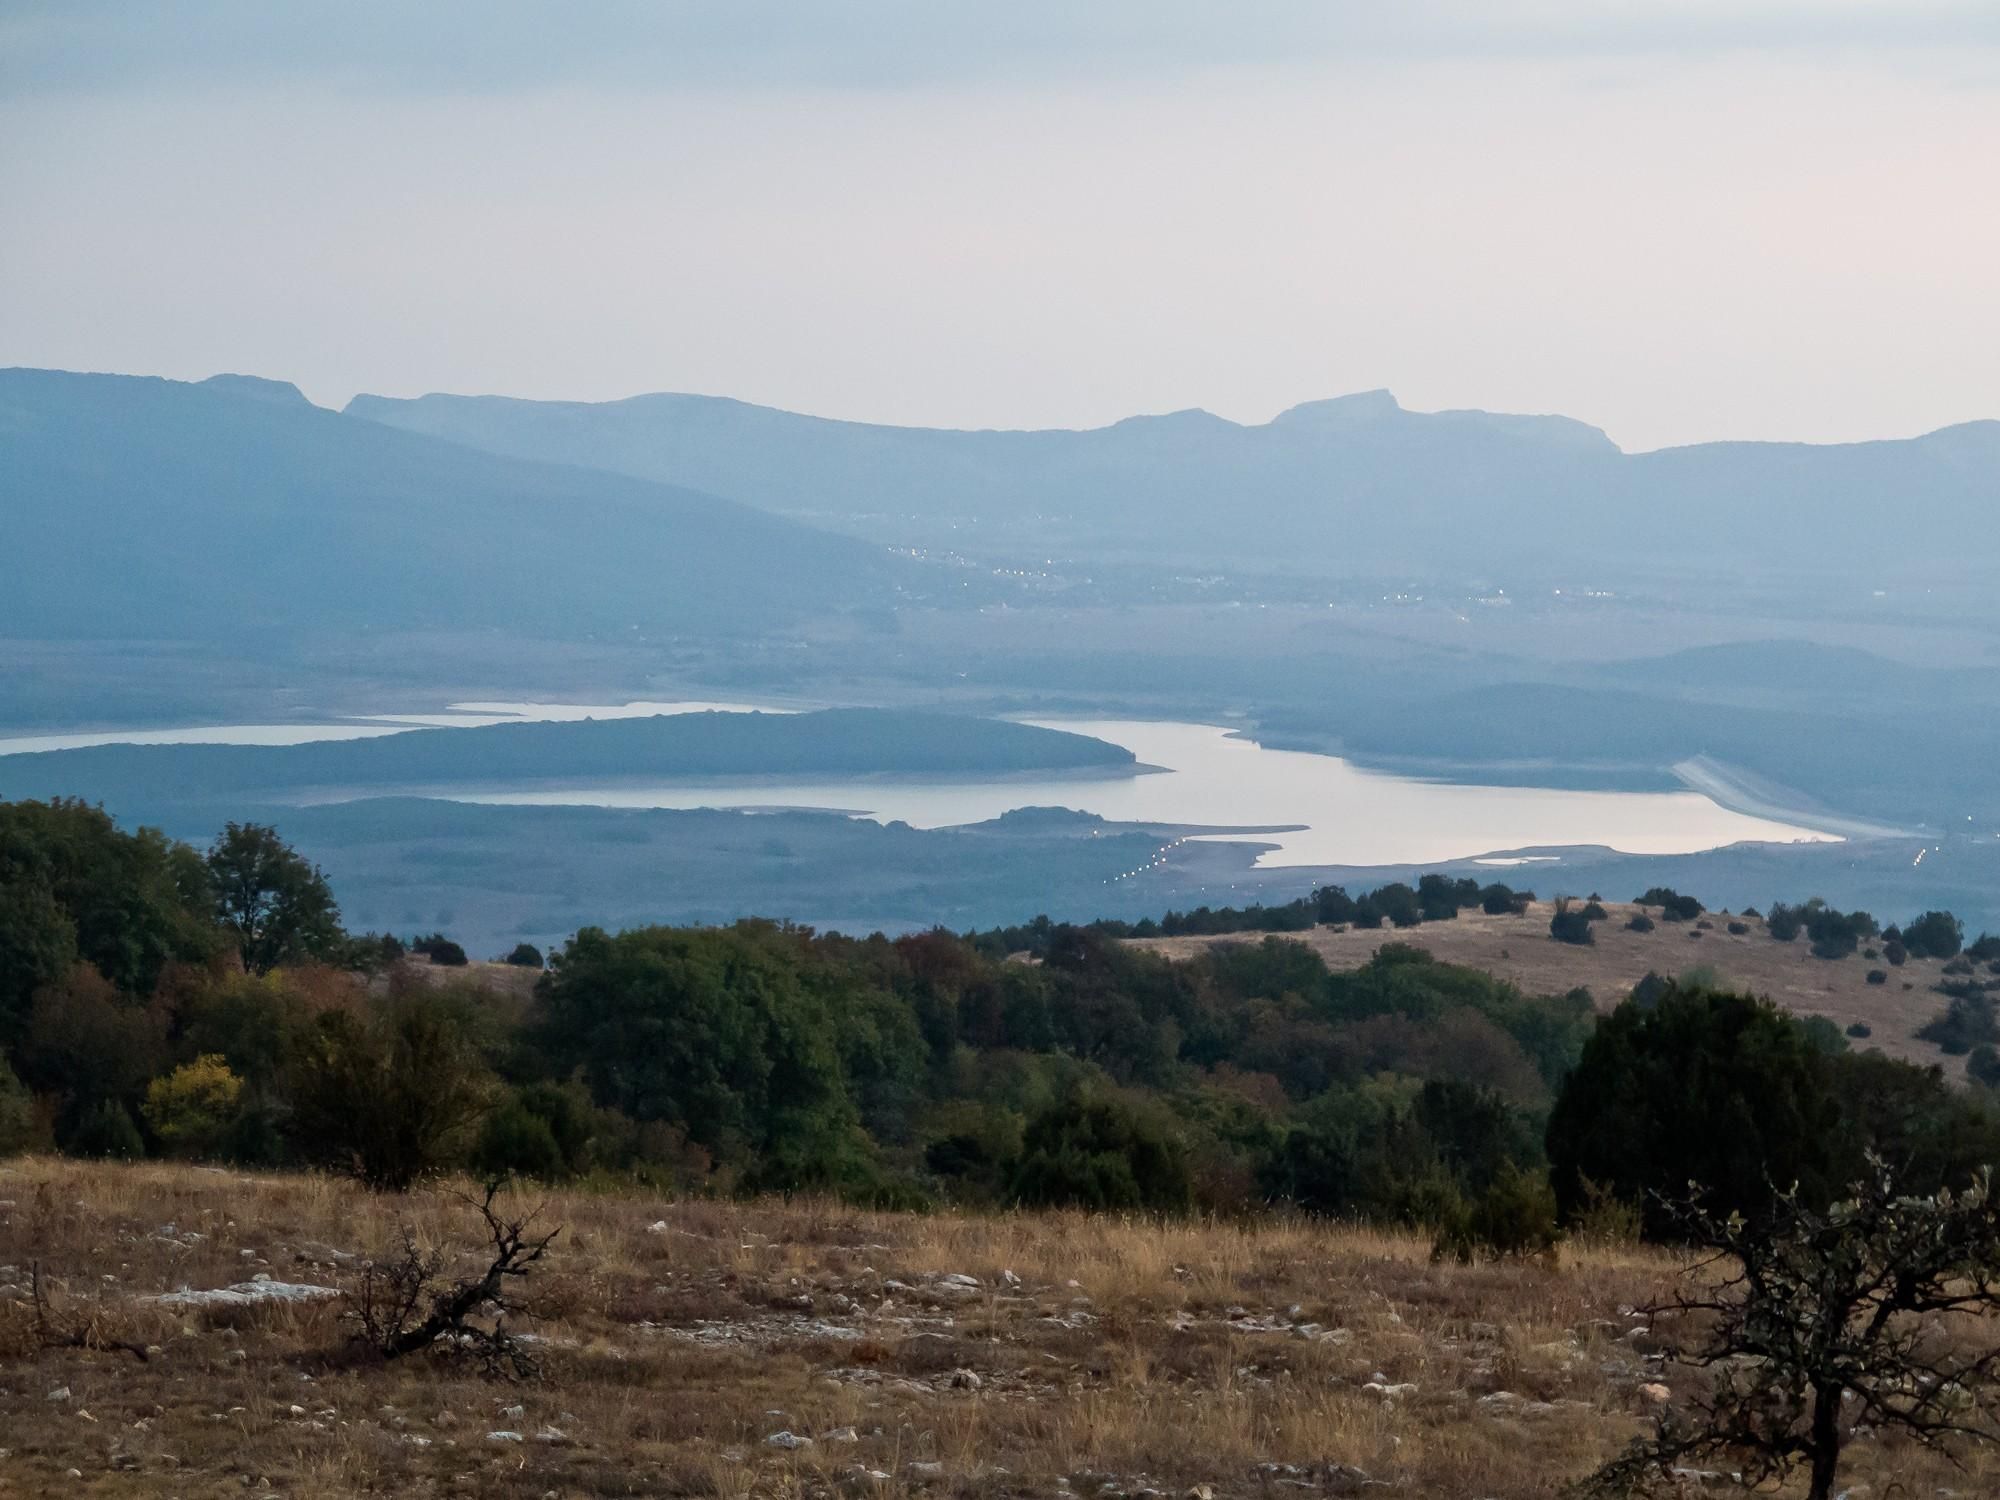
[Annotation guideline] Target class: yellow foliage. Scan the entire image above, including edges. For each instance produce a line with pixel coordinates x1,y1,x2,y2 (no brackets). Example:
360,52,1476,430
141,1053,243,1156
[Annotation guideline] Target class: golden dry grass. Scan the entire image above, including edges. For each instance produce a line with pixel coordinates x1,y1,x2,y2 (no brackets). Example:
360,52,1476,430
1131,902,1966,1073
4,1159,1998,1497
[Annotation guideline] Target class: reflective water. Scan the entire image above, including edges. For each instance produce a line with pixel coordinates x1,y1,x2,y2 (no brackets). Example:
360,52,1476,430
458,716,1837,868
0,705,1836,867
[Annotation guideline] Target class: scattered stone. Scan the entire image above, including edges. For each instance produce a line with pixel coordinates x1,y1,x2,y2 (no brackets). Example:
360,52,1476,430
765,1430,813,1450
823,1426,860,1443
47,1386,71,1402
487,1431,525,1444
1639,1383,1671,1404
947,1368,983,1391
1362,1380,1417,1400
533,1427,569,1445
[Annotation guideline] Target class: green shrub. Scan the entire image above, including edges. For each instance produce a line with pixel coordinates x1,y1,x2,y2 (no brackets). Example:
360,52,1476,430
1626,913,1656,933
471,1097,567,1181
504,942,544,969
1549,896,1594,946
1728,921,1750,936
0,1051,44,1155
67,1098,144,1160
1866,969,1887,986
1011,1086,1192,1212
1846,1023,1872,1039
1638,887,1701,922
1435,1161,1560,1262
1969,1046,2000,1089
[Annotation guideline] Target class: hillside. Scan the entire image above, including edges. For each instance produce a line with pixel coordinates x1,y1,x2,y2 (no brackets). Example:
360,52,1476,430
2,1160,1991,1500
346,385,2000,578
1132,900,1972,1073
0,368,903,643
0,709,1135,813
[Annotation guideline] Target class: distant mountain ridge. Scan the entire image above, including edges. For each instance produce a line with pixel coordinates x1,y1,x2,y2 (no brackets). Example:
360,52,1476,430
346,385,2000,579
0,367,905,643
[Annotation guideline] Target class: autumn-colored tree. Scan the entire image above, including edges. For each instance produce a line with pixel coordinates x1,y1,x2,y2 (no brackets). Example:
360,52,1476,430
142,1053,244,1157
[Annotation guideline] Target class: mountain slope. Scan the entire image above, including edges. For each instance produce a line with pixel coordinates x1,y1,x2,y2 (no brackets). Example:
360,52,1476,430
1,368,903,642
346,386,2000,579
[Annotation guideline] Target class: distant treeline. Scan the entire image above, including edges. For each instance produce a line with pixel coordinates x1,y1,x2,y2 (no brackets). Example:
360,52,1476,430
974,874,1537,954
4,796,1998,1255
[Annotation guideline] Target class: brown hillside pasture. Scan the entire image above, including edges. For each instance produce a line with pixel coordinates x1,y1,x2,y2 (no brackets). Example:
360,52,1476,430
4,1160,1999,1498
1131,902,1969,1074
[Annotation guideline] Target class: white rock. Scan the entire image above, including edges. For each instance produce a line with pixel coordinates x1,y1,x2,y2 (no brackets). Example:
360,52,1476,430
1363,1381,1418,1400
487,1430,524,1443
151,1281,339,1309
1640,1382,1671,1404
822,1426,860,1443
765,1430,813,1450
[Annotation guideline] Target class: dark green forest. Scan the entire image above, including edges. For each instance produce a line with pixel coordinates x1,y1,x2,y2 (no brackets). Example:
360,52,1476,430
5,796,1998,1253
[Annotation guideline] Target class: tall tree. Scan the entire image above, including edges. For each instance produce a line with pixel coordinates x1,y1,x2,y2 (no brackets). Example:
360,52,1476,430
205,822,342,974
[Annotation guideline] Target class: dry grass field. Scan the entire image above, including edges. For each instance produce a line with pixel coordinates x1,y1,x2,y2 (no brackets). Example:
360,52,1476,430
4,1159,1997,1498
1131,902,1966,1074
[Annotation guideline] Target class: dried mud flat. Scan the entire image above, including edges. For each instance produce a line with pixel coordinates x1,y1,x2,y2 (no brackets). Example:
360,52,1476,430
3,1161,1996,1498
1132,902,1971,1073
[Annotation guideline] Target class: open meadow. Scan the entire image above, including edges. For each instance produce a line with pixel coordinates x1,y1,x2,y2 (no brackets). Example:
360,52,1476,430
3,1159,1996,1499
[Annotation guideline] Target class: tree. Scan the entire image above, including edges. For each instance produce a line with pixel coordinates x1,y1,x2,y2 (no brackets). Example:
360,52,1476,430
1011,1085,1192,1212
1546,986,1843,1235
1636,887,1701,922
205,823,342,974
0,799,219,1045
504,942,544,969
1902,910,1965,960
1578,1162,2000,1500
141,1053,244,1158
290,996,494,1190
1549,897,1595,946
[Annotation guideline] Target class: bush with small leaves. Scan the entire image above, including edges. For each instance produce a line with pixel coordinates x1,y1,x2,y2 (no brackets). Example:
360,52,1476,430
1845,1022,1871,1039
504,942,543,969
1727,921,1749,936
1884,939,1907,966
1626,913,1656,933
1866,969,1887,986
1549,897,1595,947
141,1053,244,1158
1638,887,1702,921
67,1099,143,1160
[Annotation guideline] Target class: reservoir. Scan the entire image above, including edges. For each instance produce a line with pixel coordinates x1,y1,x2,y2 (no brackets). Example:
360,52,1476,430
0,704,1835,868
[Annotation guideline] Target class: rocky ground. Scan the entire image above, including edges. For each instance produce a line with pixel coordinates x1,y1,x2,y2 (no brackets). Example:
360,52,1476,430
1,1159,1993,1497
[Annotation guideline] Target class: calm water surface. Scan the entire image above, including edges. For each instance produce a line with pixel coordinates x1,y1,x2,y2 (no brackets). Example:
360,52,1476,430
0,705,1835,868
461,714,1835,868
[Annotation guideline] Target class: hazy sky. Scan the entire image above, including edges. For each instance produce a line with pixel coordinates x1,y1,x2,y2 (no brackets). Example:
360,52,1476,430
4,2,1997,450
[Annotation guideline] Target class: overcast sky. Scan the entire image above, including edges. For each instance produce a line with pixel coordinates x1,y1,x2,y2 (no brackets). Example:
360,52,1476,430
3,2,1996,450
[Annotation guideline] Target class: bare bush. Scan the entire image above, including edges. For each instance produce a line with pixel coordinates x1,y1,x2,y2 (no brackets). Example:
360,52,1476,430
347,1180,560,1379
1577,1159,2000,1500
